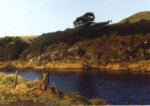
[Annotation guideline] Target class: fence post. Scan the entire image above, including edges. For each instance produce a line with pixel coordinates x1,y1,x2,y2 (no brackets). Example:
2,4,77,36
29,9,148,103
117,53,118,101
14,71,18,88
38,73,49,90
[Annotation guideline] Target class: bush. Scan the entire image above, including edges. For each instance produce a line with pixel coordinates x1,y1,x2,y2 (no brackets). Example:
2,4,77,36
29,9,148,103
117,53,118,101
0,37,29,61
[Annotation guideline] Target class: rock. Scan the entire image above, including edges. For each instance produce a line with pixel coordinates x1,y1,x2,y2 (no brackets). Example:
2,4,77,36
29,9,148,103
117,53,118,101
51,51,58,55
83,61,88,66
67,46,78,53
144,40,148,44
127,47,133,52
50,54,58,60
29,59,34,64
65,59,73,63
85,53,99,64
111,59,114,62
37,56,41,61
58,52,64,59
75,56,80,60
75,46,79,50
67,48,74,53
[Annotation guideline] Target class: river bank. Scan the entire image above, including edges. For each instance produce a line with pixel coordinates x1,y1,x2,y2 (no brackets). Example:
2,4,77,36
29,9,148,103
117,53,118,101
0,60,150,72
0,72,106,105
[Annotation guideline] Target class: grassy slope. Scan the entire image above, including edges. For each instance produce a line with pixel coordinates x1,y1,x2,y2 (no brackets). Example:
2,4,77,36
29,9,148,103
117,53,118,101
19,35,38,44
120,11,150,23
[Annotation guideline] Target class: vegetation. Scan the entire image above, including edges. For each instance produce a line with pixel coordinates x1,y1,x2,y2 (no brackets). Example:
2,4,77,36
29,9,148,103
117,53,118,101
21,19,150,58
19,35,38,44
73,12,95,27
120,11,150,24
0,72,106,105
1,11,150,63
0,37,29,61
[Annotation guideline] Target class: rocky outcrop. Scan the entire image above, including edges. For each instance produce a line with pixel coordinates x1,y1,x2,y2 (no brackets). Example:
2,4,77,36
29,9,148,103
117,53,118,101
27,36,150,69
1,33,149,71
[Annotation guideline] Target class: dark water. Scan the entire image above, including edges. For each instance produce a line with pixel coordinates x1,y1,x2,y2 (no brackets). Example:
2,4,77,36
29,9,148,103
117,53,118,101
2,69,150,105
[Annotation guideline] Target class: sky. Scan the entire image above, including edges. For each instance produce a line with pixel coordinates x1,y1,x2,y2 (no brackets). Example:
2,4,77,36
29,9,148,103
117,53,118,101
0,0,150,37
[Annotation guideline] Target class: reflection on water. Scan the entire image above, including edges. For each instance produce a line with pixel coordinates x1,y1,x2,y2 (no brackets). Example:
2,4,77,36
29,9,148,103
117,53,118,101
2,69,150,105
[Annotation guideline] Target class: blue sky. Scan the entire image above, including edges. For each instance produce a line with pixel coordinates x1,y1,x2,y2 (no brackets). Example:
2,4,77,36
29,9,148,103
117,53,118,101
0,0,150,36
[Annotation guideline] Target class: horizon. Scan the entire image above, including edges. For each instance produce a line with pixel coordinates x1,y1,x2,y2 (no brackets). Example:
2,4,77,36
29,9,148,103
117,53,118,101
0,0,150,37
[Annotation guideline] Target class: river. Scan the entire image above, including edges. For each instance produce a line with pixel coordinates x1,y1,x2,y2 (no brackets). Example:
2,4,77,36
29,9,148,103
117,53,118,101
1,69,150,105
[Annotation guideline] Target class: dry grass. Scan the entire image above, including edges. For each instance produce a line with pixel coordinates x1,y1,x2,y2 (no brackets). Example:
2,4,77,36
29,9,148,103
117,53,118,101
1,59,150,72
0,72,106,105
120,11,150,23
19,35,38,44
0,35,38,45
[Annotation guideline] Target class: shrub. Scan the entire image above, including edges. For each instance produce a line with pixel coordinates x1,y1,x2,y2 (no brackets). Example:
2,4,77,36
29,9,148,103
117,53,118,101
0,37,29,61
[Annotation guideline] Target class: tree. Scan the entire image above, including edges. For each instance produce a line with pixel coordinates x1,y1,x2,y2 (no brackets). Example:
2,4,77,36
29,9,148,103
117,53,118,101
73,12,95,27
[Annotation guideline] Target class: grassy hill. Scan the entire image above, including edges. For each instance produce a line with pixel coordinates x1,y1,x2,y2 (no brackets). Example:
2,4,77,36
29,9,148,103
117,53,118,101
1,11,150,68
120,11,150,24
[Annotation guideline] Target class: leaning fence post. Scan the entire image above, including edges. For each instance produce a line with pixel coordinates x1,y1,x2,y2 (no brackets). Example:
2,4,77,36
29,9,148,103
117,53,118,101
14,71,18,88
52,79,60,97
49,77,59,97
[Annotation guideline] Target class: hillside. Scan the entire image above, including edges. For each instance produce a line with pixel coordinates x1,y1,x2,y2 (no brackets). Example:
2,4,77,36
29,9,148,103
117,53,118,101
0,37,29,61
1,12,150,71
120,11,150,24
19,35,38,44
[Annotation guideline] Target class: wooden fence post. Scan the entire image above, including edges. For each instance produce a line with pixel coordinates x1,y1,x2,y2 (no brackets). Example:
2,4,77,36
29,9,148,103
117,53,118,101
50,78,60,97
38,73,49,90
14,71,18,88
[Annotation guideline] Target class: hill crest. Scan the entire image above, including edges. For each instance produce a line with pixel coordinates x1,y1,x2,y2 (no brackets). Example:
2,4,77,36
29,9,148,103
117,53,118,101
120,11,150,23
